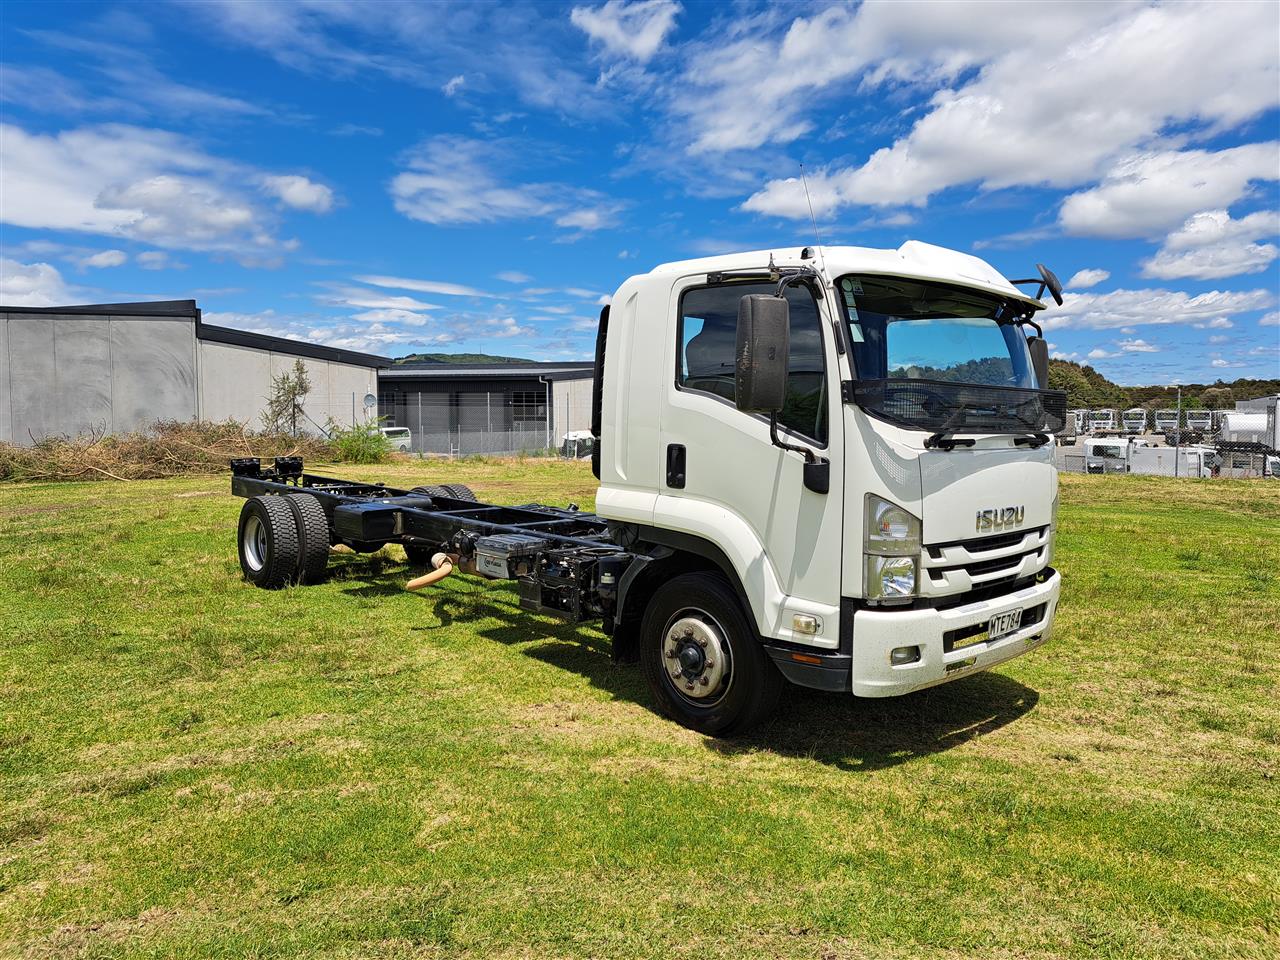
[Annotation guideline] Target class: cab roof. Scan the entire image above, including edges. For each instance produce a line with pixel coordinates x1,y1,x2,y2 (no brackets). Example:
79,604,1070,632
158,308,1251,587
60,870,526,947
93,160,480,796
646,240,1047,312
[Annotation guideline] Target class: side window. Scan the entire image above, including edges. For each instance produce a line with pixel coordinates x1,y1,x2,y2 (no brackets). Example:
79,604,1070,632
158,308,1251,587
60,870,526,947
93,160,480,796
678,282,828,443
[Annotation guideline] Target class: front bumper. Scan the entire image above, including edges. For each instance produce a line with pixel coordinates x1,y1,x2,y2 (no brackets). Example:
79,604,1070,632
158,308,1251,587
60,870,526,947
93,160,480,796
850,569,1060,697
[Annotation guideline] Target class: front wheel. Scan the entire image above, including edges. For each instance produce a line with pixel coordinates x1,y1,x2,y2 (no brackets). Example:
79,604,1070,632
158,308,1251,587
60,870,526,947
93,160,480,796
639,571,782,736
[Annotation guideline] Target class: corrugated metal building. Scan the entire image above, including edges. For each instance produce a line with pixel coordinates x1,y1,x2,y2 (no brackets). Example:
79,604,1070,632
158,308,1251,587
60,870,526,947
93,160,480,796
0,300,386,444
378,362,594,454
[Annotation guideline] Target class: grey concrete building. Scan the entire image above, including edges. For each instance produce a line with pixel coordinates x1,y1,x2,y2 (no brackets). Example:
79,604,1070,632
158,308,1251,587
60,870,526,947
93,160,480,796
378,361,594,454
0,300,387,444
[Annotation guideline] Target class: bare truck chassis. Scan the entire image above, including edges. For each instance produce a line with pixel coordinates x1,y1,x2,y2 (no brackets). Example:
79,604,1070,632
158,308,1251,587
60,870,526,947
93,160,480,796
231,456,636,630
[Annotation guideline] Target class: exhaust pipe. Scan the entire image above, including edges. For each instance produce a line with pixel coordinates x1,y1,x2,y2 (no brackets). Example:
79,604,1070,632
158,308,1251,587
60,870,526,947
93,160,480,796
405,552,457,591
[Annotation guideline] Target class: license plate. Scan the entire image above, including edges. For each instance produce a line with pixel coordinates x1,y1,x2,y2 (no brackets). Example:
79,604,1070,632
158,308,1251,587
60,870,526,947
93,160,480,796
987,608,1023,641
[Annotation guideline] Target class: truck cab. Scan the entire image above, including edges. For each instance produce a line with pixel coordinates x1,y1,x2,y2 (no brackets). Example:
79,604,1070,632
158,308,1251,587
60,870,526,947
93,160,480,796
592,241,1065,730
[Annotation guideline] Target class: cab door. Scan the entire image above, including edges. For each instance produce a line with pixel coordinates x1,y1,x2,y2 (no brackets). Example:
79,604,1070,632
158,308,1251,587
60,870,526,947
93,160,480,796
654,276,845,649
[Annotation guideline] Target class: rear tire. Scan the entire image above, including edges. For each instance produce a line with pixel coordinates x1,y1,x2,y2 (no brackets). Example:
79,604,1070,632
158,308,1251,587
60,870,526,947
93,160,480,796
410,485,451,499
639,571,782,736
440,483,477,502
284,493,329,584
238,496,300,589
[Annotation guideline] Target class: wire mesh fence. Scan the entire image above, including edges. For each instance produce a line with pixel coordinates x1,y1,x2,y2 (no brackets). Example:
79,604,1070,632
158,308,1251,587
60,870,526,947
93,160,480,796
377,390,584,456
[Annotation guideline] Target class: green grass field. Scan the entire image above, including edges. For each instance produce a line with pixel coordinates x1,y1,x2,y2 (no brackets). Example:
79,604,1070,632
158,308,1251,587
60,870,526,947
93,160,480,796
2,461,1277,959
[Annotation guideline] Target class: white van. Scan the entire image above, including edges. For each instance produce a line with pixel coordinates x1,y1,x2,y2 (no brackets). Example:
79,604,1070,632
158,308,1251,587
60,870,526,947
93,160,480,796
380,426,412,452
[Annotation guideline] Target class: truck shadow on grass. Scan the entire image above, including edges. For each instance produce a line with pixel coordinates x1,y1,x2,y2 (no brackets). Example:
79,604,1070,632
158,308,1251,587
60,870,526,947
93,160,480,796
410,578,1039,773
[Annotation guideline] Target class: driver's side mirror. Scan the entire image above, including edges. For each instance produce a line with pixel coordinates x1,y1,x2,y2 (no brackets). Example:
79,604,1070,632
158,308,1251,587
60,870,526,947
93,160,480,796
1027,336,1050,388
736,294,789,412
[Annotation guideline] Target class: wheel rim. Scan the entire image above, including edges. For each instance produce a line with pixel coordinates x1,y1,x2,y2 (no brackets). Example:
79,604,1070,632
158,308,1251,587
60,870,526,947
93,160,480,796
242,514,267,571
660,608,733,707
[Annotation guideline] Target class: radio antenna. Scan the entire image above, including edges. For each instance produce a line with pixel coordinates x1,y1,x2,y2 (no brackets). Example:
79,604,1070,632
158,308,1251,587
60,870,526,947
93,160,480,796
800,163,828,276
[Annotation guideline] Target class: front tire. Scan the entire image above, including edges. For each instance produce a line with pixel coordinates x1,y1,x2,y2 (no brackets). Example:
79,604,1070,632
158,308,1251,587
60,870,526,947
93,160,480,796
639,571,782,736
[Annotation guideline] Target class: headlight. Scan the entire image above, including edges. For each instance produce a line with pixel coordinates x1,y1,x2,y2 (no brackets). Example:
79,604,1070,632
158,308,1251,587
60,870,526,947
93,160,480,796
864,494,921,557
864,495,922,603
866,555,917,600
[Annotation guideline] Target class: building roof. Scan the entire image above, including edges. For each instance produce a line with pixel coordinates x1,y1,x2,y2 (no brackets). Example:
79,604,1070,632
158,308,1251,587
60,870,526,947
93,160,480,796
380,361,594,381
198,323,389,369
1,299,391,369
2,299,201,318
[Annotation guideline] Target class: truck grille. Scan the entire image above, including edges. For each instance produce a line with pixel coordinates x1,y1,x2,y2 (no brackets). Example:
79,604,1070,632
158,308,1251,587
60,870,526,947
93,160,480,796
921,526,1050,599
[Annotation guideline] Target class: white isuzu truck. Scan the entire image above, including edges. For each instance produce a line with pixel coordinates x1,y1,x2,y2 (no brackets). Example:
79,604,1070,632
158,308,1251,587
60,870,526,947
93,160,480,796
230,241,1067,735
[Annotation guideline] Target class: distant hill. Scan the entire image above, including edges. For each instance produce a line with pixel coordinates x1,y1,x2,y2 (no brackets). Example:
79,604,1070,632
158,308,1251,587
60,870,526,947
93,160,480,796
393,352,534,365
1048,359,1279,409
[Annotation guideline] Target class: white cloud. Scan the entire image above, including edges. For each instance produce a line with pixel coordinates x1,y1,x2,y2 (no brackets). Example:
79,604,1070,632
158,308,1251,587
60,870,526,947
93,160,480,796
0,258,73,306
1087,348,1120,360
737,2,1279,217
330,123,382,137
190,1,608,117
1060,145,1280,238
496,271,532,283
1208,335,1230,344
571,1,680,63
261,175,334,213
481,316,535,339
137,250,185,270
1042,287,1274,332
316,287,441,312
1117,338,1159,353
3,34,272,121
0,122,321,260
390,135,622,234
442,74,465,97
1066,268,1109,290
1195,317,1235,330
203,309,460,354
1211,358,1233,368
355,274,495,298
1140,208,1280,280
1260,312,1279,327
81,249,127,268
351,308,430,327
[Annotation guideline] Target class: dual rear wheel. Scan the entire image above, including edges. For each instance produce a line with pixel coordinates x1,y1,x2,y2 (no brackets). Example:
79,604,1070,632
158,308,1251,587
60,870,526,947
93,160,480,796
237,494,330,589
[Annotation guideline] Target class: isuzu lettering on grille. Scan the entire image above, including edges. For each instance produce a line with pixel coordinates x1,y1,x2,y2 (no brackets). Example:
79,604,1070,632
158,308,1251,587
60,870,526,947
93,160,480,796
976,505,1025,532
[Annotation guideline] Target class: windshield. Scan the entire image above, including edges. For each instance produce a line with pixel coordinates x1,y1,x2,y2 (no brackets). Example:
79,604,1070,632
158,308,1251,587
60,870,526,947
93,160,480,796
839,274,1066,435
839,275,1035,387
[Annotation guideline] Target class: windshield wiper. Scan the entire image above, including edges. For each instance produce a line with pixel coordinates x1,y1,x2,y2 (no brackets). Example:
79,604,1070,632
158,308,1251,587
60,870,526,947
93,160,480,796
924,402,978,451
1014,433,1051,448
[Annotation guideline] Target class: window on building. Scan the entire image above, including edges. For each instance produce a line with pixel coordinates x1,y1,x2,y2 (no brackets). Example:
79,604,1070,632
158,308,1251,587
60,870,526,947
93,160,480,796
678,282,828,443
510,390,546,424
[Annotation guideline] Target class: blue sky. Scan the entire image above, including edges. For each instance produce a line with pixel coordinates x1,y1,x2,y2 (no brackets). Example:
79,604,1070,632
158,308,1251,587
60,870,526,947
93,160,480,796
1,0,1277,384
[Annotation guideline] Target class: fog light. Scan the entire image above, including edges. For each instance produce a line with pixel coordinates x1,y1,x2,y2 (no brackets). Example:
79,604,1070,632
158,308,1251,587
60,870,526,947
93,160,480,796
890,645,921,665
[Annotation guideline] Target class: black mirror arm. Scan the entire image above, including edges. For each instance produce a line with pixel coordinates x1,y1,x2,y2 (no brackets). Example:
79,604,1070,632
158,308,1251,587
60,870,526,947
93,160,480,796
769,413,816,463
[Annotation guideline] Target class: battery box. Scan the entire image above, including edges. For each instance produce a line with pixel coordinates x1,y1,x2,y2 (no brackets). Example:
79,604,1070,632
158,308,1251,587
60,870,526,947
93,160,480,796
473,534,548,578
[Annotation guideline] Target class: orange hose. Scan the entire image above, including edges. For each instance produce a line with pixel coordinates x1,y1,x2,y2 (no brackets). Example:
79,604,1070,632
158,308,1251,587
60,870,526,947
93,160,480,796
405,553,456,591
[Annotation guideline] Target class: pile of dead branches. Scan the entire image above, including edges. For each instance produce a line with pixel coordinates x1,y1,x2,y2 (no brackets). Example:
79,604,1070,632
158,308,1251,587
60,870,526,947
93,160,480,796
0,420,335,483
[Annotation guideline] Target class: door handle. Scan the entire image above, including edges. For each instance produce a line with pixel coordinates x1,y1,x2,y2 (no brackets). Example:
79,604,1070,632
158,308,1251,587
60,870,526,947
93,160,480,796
666,444,686,488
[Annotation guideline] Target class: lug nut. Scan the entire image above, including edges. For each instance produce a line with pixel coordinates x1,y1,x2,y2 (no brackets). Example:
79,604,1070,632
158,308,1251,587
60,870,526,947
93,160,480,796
683,627,693,638
666,647,677,657
685,682,695,690
698,637,708,648
699,677,710,686
704,660,714,668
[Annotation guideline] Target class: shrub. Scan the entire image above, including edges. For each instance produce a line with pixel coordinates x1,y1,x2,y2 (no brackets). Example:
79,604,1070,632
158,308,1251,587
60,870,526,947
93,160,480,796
327,419,389,464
